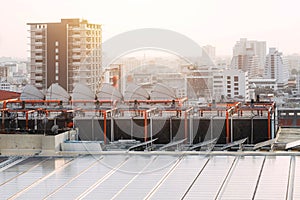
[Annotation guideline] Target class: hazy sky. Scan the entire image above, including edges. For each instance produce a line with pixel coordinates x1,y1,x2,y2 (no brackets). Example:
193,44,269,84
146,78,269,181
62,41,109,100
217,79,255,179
1,0,300,58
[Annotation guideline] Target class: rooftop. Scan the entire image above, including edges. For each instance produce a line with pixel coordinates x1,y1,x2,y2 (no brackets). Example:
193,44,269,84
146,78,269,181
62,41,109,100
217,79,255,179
0,90,20,101
0,152,299,199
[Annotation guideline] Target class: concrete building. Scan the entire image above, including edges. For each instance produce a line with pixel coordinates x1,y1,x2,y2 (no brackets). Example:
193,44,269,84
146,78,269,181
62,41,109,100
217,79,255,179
231,38,266,78
213,69,249,101
0,65,8,82
0,82,11,91
286,54,300,74
264,48,289,90
203,45,216,60
297,73,300,94
28,18,102,93
249,78,277,91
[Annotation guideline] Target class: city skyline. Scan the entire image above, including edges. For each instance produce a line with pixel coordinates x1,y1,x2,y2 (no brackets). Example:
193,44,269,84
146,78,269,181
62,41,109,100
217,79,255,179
1,0,300,58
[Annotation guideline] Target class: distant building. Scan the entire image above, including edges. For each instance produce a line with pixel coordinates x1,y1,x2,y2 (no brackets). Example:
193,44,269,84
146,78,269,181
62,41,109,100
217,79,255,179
0,65,8,82
203,45,216,60
231,38,266,78
0,82,11,91
213,69,249,101
28,18,102,93
264,48,289,90
297,73,300,94
249,78,277,91
285,54,300,74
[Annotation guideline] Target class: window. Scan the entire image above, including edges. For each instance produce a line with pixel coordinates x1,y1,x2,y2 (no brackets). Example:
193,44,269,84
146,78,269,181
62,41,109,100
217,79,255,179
227,85,231,88
289,112,295,116
234,76,239,82
55,62,59,73
234,92,239,95
234,83,238,86
55,55,59,60
55,41,59,46
55,75,58,81
227,76,231,79
55,48,59,53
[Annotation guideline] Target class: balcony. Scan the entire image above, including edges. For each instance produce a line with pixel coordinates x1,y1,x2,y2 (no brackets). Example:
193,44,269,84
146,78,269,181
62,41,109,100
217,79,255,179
32,48,43,52
35,62,43,66
35,34,43,39
35,76,43,81
72,62,81,66
72,55,81,60
72,48,81,53
71,34,81,38
35,56,43,60
35,42,43,46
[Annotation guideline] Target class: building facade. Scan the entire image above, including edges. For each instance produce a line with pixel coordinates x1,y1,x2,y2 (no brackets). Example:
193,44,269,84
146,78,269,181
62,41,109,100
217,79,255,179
213,69,249,101
28,18,102,93
203,45,216,60
264,48,289,90
231,38,266,78
297,73,300,94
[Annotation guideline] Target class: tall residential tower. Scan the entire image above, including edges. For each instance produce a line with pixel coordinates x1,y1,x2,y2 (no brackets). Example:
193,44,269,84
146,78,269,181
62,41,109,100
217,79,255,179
28,18,102,93
231,38,266,78
264,48,289,90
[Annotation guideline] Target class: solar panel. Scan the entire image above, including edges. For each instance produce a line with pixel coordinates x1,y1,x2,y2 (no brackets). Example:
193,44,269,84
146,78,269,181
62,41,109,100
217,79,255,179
253,139,276,150
126,138,158,152
221,138,248,151
189,138,218,151
285,139,300,150
159,138,187,150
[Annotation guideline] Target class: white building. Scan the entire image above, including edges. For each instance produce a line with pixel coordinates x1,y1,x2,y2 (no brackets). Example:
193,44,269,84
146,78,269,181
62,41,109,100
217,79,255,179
249,78,277,91
264,48,289,90
297,73,300,94
28,18,102,93
231,38,266,78
213,69,249,101
0,82,11,91
203,45,216,60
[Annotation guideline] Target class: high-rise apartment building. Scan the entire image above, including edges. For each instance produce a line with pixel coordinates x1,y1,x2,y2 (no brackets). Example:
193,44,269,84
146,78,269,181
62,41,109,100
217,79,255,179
203,45,216,60
264,48,289,90
28,18,102,93
231,38,266,78
297,73,300,94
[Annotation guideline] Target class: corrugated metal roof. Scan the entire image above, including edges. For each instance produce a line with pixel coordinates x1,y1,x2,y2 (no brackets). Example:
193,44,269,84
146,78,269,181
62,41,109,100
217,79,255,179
0,90,20,101
0,153,298,199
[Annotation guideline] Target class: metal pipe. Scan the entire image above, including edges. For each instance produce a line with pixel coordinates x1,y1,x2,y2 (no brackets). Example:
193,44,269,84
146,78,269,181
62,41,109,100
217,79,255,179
231,114,233,143
1,109,5,131
103,111,107,144
144,110,147,142
268,108,271,139
184,107,193,144
226,110,229,143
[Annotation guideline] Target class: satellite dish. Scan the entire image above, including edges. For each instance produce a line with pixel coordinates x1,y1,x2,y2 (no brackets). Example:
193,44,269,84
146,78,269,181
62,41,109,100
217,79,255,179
72,83,95,100
96,83,123,101
124,83,150,100
20,85,45,100
46,83,70,102
150,83,177,100
51,125,59,134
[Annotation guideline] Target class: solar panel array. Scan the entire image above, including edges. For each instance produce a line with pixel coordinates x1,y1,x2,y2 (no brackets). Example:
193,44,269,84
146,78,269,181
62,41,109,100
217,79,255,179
0,153,298,199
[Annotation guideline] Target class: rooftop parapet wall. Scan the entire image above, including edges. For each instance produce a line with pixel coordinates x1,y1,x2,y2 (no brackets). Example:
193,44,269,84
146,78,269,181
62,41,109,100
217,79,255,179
0,130,76,156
